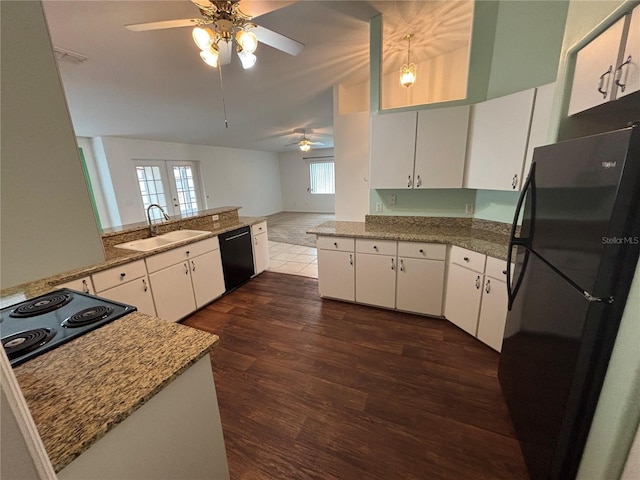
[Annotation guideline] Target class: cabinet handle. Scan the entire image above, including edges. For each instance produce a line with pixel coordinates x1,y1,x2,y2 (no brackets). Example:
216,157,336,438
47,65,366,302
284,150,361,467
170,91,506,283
419,249,424,254
81,279,89,293
416,175,422,188
391,258,395,271
373,245,378,251
512,174,518,189
400,259,405,272
334,242,338,248
502,269,507,275
184,263,189,275
485,279,491,294
142,278,148,292
463,257,470,262
597,65,612,98
120,273,126,280
475,275,481,289
615,56,632,92
407,175,412,188
186,250,190,256
349,254,353,266
191,260,196,272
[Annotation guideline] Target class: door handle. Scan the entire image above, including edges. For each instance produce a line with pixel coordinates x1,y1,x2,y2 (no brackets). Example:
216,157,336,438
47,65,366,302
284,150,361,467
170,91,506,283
416,175,422,187
400,259,405,272
184,263,189,275
391,258,395,271
349,254,353,266
485,279,491,294
82,279,90,294
191,260,196,272
407,175,412,187
615,55,632,92
475,275,481,289
142,278,148,292
597,65,612,98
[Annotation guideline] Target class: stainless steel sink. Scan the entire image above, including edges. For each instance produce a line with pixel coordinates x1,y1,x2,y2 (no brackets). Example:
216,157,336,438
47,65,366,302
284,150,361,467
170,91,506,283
114,230,211,252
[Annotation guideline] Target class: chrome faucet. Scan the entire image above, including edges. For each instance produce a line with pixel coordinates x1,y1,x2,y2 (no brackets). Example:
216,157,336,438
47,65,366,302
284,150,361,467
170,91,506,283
146,204,170,237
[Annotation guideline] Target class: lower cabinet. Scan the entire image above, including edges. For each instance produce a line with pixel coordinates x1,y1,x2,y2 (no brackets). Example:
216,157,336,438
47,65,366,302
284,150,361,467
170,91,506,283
355,239,397,309
252,221,269,275
56,276,95,295
146,237,225,322
476,258,509,352
91,260,156,316
317,237,355,301
444,263,484,336
396,242,446,316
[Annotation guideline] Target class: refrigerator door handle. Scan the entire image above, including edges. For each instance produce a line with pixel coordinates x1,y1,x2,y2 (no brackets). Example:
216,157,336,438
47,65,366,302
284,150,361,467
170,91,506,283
507,162,536,310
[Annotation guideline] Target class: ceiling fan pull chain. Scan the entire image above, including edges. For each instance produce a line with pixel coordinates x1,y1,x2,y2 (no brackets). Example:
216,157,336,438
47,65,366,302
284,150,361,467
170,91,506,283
217,61,229,128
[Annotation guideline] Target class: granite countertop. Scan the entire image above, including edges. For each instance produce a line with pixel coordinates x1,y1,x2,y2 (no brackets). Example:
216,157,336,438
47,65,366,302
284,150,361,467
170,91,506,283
13,312,219,473
308,220,512,260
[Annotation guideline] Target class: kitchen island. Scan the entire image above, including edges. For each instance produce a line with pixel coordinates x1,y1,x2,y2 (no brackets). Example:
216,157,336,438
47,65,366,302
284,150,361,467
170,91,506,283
11,311,228,478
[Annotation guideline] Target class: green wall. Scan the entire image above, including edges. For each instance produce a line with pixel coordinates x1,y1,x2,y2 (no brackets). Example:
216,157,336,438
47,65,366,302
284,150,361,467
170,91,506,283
370,189,476,217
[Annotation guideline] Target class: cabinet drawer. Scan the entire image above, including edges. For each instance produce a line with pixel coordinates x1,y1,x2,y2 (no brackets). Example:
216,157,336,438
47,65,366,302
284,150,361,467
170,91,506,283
485,256,509,280
398,242,446,260
56,276,95,295
92,260,147,293
356,238,397,256
317,236,354,252
251,221,267,236
146,237,220,273
449,246,486,272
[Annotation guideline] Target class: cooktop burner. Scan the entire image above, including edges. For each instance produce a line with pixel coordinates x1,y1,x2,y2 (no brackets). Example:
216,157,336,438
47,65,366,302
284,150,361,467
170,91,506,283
2,328,57,361
62,306,114,328
1,288,136,366
9,292,72,318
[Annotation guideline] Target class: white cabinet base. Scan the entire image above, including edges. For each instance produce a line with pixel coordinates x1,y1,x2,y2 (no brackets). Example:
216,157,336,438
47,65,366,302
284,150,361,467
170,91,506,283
477,277,508,352
58,356,230,480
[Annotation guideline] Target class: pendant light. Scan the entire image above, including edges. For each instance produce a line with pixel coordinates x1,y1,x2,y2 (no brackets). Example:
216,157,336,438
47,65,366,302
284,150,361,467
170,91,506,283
400,34,416,88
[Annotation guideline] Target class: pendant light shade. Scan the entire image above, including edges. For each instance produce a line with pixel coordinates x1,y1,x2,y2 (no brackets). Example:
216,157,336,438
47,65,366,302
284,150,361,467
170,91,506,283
192,27,214,50
200,45,220,68
400,34,417,88
236,30,258,54
299,142,311,152
237,48,257,69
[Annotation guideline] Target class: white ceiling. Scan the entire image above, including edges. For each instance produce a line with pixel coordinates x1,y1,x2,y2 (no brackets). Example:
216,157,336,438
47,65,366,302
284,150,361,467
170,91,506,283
42,1,472,153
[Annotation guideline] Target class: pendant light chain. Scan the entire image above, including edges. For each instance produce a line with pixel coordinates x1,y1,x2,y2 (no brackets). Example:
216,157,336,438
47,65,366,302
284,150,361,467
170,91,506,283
217,61,229,128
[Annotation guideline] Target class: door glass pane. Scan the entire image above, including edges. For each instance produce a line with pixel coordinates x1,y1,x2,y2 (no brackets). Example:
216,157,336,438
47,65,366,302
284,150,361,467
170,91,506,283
172,165,199,215
135,166,169,221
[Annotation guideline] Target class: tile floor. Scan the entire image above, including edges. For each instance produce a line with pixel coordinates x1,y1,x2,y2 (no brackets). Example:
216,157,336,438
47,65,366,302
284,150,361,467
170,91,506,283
266,240,318,278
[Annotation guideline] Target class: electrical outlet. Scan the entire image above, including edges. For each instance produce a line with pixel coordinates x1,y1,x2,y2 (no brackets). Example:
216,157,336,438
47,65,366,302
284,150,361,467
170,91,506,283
213,222,220,229
212,214,220,221
389,194,397,206
375,202,383,213
465,204,474,214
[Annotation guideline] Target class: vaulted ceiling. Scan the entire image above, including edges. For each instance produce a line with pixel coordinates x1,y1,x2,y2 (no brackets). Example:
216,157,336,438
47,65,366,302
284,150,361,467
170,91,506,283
42,1,472,153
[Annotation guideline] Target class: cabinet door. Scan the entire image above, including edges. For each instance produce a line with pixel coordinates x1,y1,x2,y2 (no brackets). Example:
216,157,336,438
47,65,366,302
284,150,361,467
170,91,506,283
396,258,445,316
523,82,555,178
414,105,470,188
616,7,640,99
568,17,625,115
317,249,355,301
444,264,483,336
355,253,396,309
477,277,508,352
465,89,535,191
99,277,157,317
369,111,417,189
253,232,269,275
190,250,225,309
149,262,196,322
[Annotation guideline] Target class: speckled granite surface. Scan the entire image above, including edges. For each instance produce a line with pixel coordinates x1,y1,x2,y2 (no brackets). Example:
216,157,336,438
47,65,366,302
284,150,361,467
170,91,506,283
13,312,219,473
308,217,512,260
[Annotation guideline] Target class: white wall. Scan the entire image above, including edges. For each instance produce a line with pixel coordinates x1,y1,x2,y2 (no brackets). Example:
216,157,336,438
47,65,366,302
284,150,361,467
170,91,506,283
0,0,105,288
95,137,283,226
279,148,335,213
333,85,370,221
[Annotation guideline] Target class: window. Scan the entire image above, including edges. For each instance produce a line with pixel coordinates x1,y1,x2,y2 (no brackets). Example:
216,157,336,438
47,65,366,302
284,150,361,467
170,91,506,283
134,160,204,220
309,161,335,194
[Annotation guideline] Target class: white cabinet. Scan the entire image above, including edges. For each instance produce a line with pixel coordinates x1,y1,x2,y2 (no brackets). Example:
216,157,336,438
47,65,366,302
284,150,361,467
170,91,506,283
355,239,397,309
465,88,536,191
56,276,95,295
92,260,156,316
444,246,512,351
369,106,470,189
523,83,556,178
476,257,509,352
251,221,269,275
369,111,417,189
396,242,446,316
569,7,640,114
316,236,355,301
146,237,224,322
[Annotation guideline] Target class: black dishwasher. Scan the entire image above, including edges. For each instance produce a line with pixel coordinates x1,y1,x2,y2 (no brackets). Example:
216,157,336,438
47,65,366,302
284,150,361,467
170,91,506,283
219,226,255,292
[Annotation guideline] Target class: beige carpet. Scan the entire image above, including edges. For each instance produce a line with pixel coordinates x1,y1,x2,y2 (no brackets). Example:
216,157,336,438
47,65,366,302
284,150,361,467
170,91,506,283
266,212,335,247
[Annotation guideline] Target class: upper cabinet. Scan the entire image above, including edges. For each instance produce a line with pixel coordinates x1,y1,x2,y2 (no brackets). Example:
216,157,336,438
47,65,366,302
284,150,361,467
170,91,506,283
569,6,640,115
369,105,470,190
465,88,536,191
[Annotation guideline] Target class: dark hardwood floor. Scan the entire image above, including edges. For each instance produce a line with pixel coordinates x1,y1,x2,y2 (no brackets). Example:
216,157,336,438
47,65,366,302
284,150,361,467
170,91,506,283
182,272,529,480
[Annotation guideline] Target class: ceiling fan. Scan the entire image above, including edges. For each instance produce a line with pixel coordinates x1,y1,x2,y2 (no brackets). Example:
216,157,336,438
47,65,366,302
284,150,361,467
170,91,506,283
125,0,304,69
285,130,325,152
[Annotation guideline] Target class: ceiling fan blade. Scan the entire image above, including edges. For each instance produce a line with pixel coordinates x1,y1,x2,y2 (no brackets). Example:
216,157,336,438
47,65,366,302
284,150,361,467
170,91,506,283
190,0,213,10
218,40,232,65
125,18,200,32
310,142,325,146
253,25,304,56
239,1,296,19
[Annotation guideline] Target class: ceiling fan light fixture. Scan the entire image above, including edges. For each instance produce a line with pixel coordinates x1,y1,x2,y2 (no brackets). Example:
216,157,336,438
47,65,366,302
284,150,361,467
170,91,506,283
236,30,258,54
400,34,417,88
298,139,312,152
237,48,257,69
192,26,214,50
200,45,220,67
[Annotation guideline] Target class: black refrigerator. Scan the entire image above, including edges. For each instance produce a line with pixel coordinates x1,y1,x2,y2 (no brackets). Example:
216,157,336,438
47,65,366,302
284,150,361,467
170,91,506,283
498,125,640,480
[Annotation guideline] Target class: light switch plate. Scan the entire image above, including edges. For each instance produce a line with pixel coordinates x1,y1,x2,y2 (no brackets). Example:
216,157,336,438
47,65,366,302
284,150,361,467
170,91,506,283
375,202,383,212
465,204,474,214
389,194,397,206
